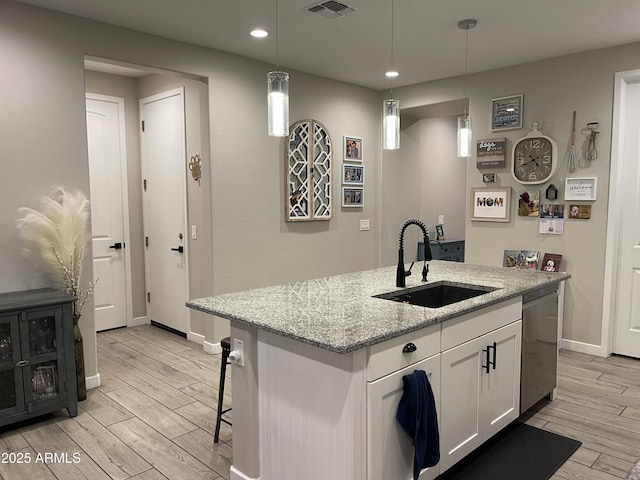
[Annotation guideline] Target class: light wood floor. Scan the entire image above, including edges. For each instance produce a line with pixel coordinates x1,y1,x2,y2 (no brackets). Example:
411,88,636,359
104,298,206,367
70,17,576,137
1,325,639,479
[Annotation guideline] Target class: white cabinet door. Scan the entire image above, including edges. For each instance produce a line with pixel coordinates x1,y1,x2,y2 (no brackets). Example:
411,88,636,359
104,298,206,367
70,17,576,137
482,320,522,439
368,354,441,480
439,320,522,473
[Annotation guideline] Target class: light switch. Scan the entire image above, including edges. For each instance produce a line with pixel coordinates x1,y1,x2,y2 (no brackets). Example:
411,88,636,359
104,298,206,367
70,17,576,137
438,215,445,225
360,219,370,231
191,225,197,239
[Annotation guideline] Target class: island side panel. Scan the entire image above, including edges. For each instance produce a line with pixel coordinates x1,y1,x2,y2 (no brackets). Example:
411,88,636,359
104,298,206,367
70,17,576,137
257,330,367,480
230,324,261,480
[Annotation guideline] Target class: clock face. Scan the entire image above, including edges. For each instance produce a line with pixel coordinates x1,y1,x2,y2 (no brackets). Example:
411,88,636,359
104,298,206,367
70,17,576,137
513,137,554,184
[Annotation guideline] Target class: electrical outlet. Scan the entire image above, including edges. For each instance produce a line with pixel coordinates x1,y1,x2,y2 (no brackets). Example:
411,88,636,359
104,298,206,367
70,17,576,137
360,219,370,231
229,338,245,367
438,215,445,225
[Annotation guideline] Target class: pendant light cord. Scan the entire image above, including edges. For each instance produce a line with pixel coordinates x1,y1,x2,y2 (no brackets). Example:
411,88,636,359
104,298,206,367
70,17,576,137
275,0,280,69
390,0,395,96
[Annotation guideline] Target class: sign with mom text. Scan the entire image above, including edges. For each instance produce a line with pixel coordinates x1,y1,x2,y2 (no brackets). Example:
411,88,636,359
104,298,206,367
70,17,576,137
470,187,512,222
476,137,506,169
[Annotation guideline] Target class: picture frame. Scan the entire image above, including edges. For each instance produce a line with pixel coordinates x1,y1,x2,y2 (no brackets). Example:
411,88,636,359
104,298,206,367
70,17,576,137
344,136,363,161
470,187,511,222
541,253,563,272
342,187,363,207
482,173,496,183
564,177,597,201
491,94,523,131
435,224,445,241
342,164,364,185
568,204,591,219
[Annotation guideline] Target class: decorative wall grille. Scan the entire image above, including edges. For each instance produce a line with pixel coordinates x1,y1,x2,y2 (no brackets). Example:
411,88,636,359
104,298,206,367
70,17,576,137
286,120,332,221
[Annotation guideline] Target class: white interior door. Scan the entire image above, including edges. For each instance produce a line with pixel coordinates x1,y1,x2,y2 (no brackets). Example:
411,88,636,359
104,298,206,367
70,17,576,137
86,94,130,332
612,79,640,357
140,88,188,334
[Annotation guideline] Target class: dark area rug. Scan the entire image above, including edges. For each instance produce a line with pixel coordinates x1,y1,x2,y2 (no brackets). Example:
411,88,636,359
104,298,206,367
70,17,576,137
436,422,581,480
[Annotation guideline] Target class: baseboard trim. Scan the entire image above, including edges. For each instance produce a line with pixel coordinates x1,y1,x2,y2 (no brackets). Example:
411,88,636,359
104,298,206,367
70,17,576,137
230,465,260,480
86,373,101,390
204,340,222,355
561,338,606,357
130,315,148,327
187,331,205,345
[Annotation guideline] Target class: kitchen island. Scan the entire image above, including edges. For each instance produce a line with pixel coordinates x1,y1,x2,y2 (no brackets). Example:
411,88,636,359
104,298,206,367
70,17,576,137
188,260,569,480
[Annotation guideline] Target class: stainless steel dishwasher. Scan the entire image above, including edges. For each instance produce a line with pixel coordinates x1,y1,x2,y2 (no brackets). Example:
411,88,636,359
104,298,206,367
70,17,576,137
520,284,559,414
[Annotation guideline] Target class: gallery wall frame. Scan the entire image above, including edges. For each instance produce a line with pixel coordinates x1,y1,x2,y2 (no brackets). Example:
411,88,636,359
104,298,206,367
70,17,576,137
470,187,511,222
491,94,523,131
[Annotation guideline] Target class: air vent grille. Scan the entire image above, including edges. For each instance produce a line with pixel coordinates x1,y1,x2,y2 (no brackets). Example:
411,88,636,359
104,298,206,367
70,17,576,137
307,1,356,19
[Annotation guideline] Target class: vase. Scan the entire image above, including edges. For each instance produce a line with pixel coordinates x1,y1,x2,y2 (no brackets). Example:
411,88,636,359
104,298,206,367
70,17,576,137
72,314,87,401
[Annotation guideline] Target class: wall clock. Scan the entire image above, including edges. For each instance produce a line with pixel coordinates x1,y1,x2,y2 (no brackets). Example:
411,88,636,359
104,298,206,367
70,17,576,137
512,122,557,184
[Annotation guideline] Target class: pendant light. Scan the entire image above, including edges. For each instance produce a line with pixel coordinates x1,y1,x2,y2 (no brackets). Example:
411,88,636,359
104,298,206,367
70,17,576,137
457,18,477,157
383,0,400,150
267,0,289,137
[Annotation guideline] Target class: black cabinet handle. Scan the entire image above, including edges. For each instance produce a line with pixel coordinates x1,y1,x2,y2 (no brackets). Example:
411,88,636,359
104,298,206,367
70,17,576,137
170,246,184,253
109,242,123,250
483,346,490,373
483,341,497,373
402,342,417,353
491,341,497,370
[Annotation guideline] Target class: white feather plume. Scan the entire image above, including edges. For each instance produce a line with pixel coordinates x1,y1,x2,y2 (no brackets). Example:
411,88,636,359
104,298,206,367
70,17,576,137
17,187,96,316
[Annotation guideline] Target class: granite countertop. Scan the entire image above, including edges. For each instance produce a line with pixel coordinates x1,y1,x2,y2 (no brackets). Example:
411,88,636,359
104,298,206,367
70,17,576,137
187,261,570,354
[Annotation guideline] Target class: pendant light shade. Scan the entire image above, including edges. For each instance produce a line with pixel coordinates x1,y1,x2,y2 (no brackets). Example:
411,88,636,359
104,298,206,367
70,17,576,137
383,99,400,150
267,71,289,137
457,19,476,158
457,114,471,157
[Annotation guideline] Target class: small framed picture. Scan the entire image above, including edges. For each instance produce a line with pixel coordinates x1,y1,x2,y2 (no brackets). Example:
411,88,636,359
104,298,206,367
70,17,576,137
435,224,445,241
482,173,496,183
342,164,364,185
568,204,591,219
342,187,363,207
491,94,523,131
344,136,363,161
541,253,563,272
564,177,597,201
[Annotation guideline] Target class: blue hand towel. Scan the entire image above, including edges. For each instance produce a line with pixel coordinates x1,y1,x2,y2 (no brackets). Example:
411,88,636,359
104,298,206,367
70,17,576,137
396,369,440,480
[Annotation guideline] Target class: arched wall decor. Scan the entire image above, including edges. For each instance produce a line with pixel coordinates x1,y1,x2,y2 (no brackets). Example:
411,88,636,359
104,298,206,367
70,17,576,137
285,119,332,222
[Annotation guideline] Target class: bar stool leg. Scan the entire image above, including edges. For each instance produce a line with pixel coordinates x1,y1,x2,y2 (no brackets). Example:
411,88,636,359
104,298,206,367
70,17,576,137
214,338,231,443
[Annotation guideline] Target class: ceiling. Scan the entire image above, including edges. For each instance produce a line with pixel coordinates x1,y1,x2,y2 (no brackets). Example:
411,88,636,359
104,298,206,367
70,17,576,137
17,0,640,90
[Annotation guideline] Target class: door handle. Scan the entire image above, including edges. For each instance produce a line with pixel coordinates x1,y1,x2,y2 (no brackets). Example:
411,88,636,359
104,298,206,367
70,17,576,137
483,342,497,374
491,341,497,370
483,346,490,373
171,246,184,253
109,242,123,250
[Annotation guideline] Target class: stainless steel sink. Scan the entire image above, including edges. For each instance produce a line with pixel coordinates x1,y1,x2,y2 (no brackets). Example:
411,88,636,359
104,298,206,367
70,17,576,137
374,282,497,308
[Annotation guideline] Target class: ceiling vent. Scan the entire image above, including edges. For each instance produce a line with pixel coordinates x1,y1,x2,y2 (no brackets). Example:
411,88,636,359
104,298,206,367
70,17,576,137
307,1,356,19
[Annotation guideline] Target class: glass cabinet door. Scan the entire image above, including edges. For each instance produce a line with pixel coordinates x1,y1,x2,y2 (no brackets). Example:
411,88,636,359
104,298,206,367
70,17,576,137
31,362,59,400
27,314,57,357
0,316,22,413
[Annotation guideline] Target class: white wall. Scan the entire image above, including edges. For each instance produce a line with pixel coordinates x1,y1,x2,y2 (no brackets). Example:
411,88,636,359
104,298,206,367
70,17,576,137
0,0,380,378
389,43,640,350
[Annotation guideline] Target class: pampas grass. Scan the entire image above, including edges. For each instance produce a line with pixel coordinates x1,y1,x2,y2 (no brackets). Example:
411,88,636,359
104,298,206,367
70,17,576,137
17,187,97,317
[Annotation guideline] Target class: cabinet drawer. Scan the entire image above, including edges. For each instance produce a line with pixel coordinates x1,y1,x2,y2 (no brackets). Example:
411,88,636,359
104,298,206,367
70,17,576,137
367,323,440,381
441,296,522,351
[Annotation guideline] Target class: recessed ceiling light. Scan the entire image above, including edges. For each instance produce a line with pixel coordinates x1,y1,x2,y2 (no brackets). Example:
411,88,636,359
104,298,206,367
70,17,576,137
385,70,399,78
250,29,269,38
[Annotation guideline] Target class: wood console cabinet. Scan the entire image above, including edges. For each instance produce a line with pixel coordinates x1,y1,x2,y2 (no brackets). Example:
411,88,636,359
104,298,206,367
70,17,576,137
0,288,78,427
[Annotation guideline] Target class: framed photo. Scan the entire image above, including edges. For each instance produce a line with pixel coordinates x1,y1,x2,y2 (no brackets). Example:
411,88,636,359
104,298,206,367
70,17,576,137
568,204,591,219
564,177,597,201
344,136,363,161
517,189,540,217
541,253,563,272
470,187,511,222
342,187,363,207
491,94,523,131
482,173,496,183
342,164,364,185
435,224,445,241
